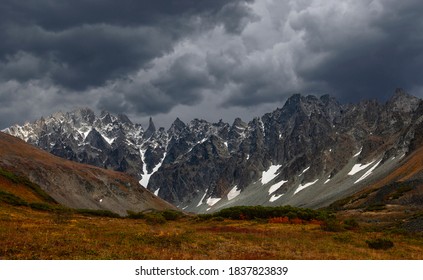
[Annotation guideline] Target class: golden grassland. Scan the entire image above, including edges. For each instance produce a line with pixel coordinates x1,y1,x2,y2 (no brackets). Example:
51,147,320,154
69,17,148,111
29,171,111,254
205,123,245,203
0,204,422,260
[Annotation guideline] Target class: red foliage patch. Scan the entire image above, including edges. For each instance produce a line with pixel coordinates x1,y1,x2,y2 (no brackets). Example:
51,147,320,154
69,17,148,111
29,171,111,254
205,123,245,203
268,216,323,225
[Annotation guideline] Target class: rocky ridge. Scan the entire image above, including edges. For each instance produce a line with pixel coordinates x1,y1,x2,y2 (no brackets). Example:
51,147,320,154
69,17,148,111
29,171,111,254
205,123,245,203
4,89,423,212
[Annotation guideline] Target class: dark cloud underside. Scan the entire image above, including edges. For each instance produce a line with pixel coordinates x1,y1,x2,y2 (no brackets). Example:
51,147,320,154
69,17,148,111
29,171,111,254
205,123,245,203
1,0,423,129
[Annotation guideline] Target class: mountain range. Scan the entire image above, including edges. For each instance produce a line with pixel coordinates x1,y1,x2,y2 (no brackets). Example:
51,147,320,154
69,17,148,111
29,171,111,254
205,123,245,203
4,88,423,213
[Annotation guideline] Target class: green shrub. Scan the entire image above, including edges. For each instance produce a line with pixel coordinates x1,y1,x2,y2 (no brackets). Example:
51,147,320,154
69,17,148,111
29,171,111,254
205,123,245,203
75,209,120,218
390,184,413,200
210,216,225,222
0,190,28,206
366,238,394,250
126,211,145,219
343,218,359,230
0,168,20,183
214,206,331,221
0,168,56,204
144,212,167,225
29,202,56,212
195,214,214,221
365,204,386,211
161,210,183,221
320,219,344,232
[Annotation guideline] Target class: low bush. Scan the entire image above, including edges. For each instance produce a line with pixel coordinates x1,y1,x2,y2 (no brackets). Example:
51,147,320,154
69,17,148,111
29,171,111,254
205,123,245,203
75,209,120,218
390,184,413,200
29,202,56,212
366,238,394,250
126,211,145,219
161,210,183,221
214,206,331,221
0,190,28,206
144,212,167,225
365,204,386,211
210,216,225,222
0,168,56,204
343,218,360,230
320,219,344,232
195,214,214,221
269,216,290,224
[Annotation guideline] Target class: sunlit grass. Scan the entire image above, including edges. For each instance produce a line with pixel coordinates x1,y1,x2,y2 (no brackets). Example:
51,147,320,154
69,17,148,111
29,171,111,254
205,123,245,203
0,204,422,260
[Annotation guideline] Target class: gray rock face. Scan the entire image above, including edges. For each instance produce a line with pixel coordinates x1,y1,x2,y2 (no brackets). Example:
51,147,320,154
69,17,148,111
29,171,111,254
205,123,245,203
4,108,147,180
4,90,423,212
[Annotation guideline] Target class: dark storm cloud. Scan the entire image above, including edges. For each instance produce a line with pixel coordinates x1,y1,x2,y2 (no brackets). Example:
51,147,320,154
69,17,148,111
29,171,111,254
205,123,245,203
97,53,215,115
293,0,423,102
1,0,254,30
213,0,423,108
2,0,423,130
0,24,173,90
0,0,254,90
0,0,256,129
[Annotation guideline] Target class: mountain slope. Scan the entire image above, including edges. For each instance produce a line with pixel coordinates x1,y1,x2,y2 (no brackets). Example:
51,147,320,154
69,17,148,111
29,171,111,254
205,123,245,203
0,132,176,215
4,89,423,213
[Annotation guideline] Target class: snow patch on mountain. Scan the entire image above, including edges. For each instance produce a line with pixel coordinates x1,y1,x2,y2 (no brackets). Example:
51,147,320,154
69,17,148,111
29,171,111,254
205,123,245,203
348,160,376,176
100,133,115,145
300,166,310,176
354,159,383,184
269,193,284,202
139,151,167,188
197,189,208,207
294,179,319,195
261,164,282,184
353,147,363,157
227,185,241,200
268,180,288,194
207,197,221,207
77,127,92,140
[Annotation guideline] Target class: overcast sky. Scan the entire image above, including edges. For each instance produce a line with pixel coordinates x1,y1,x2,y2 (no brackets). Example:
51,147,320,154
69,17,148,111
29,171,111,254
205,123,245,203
1,0,423,129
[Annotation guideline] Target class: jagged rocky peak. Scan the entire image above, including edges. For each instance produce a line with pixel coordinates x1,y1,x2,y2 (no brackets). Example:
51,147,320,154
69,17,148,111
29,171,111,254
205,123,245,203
117,113,133,125
99,110,116,124
97,110,133,126
49,111,66,121
319,94,342,122
387,88,421,112
283,93,302,111
144,117,156,139
188,118,214,138
214,119,229,127
231,117,248,137
71,107,96,125
280,93,321,117
301,95,333,117
168,117,186,135
232,117,247,128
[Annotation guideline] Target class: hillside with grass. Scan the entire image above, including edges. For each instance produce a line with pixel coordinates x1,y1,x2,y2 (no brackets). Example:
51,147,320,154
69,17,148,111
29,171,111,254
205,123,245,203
1,132,423,260
0,132,176,215
1,200,422,259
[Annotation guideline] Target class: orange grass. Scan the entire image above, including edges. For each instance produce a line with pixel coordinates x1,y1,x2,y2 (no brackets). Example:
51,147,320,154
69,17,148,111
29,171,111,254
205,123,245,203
0,204,422,260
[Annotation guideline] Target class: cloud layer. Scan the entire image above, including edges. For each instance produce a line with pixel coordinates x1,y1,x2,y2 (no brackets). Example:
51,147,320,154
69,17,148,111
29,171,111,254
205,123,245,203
1,0,423,129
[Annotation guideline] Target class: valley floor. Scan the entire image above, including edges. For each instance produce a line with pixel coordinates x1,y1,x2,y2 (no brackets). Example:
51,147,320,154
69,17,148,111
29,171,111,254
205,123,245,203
0,204,422,260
